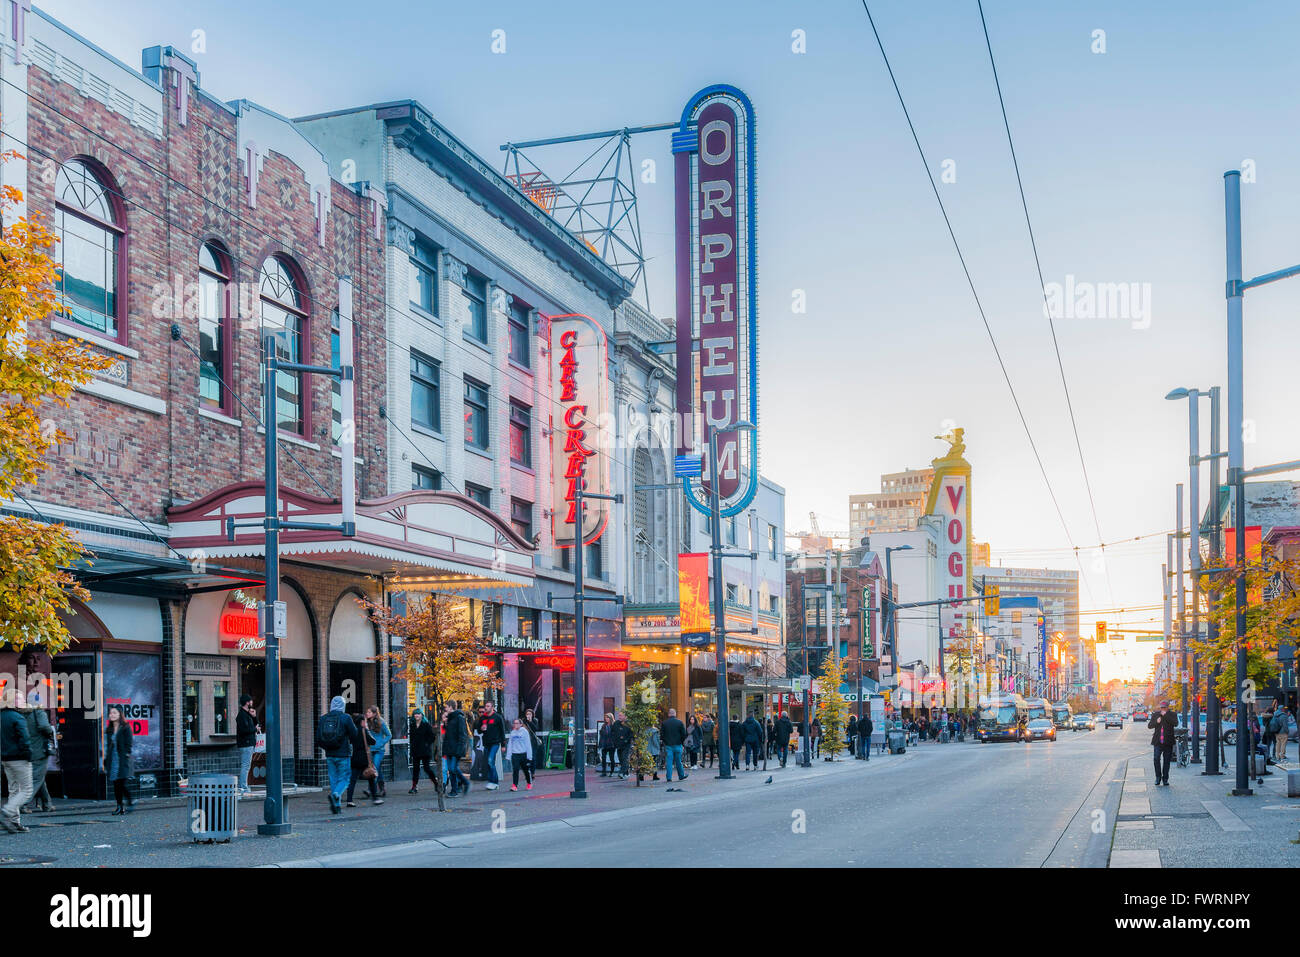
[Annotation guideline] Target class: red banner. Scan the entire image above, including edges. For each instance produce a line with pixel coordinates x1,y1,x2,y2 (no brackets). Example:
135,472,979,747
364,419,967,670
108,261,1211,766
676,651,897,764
678,552,711,645
1224,525,1263,603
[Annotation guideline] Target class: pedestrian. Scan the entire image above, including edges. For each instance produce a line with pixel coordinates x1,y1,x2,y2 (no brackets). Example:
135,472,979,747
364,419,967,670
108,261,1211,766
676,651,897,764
685,713,702,770
507,718,534,791
1148,700,1177,786
408,709,437,794
1,704,34,832
442,702,471,796
775,711,793,767
235,694,258,795
858,712,873,760
475,700,508,791
21,704,55,812
742,712,764,770
765,715,776,759
1272,705,1291,764
641,724,661,783
612,711,633,779
598,713,616,776
316,695,356,814
700,713,717,769
847,714,859,758
103,705,135,814
522,707,543,770
661,708,688,782
728,715,743,769
346,710,383,807
365,705,392,797
810,718,822,759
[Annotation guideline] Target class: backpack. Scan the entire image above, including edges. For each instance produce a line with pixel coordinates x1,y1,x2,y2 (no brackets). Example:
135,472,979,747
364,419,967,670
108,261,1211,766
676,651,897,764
318,711,347,749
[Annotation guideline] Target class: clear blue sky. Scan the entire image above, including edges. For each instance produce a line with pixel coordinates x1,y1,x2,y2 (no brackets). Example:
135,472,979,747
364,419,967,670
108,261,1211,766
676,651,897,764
40,0,1300,679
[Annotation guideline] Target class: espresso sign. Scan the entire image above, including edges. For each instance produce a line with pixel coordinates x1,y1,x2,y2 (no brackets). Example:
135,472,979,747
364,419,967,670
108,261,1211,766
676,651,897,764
549,313,610,547
674,85,759,518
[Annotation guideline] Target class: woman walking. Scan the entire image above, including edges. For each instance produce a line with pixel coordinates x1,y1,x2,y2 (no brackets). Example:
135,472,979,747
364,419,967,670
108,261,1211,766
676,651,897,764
408,709,436,794
104,706,135,814
365,706,391,798
346,711,383,807
598,713,616,776
685,714,702,770
810,718,822,759
507,718,534,791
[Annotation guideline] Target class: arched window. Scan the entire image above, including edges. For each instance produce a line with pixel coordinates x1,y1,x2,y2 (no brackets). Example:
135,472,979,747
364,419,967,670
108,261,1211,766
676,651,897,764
55,159,123,340
198,241,231,411
260,256,308,434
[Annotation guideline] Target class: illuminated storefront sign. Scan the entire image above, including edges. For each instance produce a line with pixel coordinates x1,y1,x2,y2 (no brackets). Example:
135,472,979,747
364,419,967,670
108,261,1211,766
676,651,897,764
549,313,610,547
678,552,711,646
219,601,264,652
674,85,759,518
524,647,630,673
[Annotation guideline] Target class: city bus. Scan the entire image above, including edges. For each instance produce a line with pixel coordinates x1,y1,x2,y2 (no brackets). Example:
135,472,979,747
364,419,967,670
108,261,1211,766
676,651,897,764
1051,702,1073,729
1023,697,1052,723
976,694,1028,742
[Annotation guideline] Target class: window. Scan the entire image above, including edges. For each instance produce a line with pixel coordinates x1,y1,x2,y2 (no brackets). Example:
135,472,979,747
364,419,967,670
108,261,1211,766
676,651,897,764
464,378,488,449
212,680,230,736
409,239,438,315
727,516,737,546
726,583,738,603
509,400,531,467
463,273,488,342
260,257,308,434
699,512,710,535
411,351,441,431
465,482,491,508
412,464,442,490
198,242,230,411
508,300,530,367
55,159,123,339
183,680,200,745
769,524,779,560
329,309,345,444
559,542,603,578
511,498,533,541
768,594,781,614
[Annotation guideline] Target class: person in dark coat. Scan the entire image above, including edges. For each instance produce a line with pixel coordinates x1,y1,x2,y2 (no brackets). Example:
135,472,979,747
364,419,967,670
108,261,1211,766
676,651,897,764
741,713,764,770
728,716,743,770
598,713,617,776
847,715,859,757
1,707,34,832
22,706,55,812
235,694,259,795
408,710,437,794
345,711,381,806
611,711,633,779
103,705,135,814
442,703,471,796
858,713,874,760
700,714,717,768
775,712,794,767
1148,700,1178,786
765,716,776,758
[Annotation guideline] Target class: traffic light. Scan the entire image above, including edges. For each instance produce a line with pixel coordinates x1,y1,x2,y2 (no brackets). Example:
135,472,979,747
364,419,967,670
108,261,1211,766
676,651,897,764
1096,621,1107,643
983,584,1000,617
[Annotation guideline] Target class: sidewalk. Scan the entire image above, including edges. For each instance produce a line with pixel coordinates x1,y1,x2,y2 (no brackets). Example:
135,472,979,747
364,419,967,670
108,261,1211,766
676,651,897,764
1109,748,1300,867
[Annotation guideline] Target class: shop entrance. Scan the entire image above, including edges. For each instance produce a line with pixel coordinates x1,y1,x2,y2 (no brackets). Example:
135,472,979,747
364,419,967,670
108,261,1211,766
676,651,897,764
50,652,100,799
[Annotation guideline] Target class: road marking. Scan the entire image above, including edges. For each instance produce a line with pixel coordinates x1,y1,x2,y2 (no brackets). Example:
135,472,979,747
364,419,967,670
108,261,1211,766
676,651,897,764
1201,799,1251,832
1110,849,1161,868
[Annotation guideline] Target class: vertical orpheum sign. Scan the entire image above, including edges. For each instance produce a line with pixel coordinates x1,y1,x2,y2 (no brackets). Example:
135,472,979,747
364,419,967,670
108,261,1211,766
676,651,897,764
674,85,759,517
549,313,609,547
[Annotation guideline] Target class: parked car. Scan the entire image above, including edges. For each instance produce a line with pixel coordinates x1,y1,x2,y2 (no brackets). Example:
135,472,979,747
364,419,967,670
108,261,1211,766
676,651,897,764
1025,718,1057,742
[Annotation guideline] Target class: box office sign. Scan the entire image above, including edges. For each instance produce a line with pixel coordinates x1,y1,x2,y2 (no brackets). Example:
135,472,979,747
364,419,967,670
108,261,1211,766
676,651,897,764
549,313,611,547
674,85,759,519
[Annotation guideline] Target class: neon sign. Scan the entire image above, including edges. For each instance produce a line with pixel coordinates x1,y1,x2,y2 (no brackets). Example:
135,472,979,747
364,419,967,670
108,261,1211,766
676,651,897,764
549,313,609,547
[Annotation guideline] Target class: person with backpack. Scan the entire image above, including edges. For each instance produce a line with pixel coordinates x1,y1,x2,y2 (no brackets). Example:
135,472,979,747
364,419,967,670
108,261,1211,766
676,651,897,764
1,705,33,832
316,696,357,814
858,712,874,761
408,710,436,794
442,703,470,797
1272,705,1292,763
364,706,391,797
346,710,383,807
21,705,55,813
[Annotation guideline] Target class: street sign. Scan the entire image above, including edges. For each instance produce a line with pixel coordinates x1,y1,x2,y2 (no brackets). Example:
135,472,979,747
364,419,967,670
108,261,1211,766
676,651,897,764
674,454,703,478
793,676,811,692
983,584,1000,617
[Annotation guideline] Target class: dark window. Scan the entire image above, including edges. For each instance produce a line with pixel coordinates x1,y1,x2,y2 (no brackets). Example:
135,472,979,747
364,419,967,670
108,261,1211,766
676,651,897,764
508,301,530,367
198,242,229,411
726,583,738,603
409,239,438,315
465,482,491,508
511,498,533,541
727,516,737,546
463,274,488,342
464,378,488,449
412,465,442,490
509,401,531,467
561,541,603,579
259,256,307,435
55,159,122,339
411,351,440,431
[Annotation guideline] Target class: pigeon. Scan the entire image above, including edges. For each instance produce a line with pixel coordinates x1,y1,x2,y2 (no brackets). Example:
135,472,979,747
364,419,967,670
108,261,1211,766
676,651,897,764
665,787,683,792
764,776,773,784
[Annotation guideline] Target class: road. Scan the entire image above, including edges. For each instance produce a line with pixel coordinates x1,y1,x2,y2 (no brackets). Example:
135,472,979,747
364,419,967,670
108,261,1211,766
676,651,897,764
275,723,1148,868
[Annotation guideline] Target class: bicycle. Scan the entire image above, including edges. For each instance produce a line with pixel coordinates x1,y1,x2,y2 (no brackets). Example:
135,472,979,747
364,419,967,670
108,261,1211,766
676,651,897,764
1175,728,1190,768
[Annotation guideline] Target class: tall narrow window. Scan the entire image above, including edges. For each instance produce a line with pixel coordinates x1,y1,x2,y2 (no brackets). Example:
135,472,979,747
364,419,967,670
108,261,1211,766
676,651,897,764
411,351,440,431
465,482,491,508
259,257,308,435
508,300,530,367
55,159,123,340
511,498,533,541
464,378,488,449
198,242,230,411
409,239,438,316
463,274,488,342
509,400,531,467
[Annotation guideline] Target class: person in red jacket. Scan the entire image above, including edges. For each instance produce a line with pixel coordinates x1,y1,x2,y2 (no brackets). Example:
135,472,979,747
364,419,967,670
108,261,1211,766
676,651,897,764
475,701,508,791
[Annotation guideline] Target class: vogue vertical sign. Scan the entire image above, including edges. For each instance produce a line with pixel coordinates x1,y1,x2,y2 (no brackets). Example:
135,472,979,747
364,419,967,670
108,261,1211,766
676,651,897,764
935,475,970,644
549,313,610,547
674,85,759,518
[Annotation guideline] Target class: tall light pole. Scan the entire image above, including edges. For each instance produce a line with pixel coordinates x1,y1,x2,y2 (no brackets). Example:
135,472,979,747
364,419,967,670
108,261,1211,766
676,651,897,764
1176,483,1187,730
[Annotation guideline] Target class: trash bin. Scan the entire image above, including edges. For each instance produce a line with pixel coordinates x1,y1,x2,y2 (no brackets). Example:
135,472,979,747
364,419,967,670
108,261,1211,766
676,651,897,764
887,728,906,754
186,773,238,843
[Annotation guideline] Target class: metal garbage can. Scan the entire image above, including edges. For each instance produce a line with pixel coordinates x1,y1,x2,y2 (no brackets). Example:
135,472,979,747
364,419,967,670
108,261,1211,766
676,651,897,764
186,773,238,843
887,728,906,754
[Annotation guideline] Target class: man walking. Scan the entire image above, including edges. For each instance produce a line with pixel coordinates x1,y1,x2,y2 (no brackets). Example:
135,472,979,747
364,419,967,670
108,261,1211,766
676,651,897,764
475,700,507,790
775,711,793,767
661,708,688,782
316,696,356,814
858,712,873,761
741,712,764,770
235,694,259,795
1271,705,1291,764
700,713,716,769
1148,700,1177,786
1,704,34,832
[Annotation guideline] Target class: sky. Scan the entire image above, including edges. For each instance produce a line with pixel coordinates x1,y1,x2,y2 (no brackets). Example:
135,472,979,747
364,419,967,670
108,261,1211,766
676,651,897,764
36,0,1300,682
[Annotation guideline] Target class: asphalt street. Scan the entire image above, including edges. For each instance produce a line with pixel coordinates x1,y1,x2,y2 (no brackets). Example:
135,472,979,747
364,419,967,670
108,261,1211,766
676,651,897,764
274,724,1147,868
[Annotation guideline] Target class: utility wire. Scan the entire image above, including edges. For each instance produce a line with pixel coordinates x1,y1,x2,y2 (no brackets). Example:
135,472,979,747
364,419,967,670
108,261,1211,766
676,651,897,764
976,0,1115,609
859,0,1094,605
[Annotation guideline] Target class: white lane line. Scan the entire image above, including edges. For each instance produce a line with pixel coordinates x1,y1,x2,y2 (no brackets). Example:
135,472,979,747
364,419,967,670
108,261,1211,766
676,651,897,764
1201,799,1251,832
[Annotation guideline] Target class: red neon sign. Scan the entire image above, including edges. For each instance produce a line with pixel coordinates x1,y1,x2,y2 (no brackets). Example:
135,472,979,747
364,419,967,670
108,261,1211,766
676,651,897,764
219,603,263,650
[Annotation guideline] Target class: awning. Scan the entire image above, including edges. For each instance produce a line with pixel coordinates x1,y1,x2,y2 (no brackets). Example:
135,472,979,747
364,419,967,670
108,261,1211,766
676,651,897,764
69,545,263,598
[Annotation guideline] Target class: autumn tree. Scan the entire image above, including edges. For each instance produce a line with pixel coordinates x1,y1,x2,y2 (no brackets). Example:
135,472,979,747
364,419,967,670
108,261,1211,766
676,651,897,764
361,594,502,812
0,146,111,653
816,653,851,760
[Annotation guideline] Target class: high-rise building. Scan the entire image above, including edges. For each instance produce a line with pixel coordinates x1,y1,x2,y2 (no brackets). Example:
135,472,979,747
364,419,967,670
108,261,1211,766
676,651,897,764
849,467,935,542
974,565,1084,692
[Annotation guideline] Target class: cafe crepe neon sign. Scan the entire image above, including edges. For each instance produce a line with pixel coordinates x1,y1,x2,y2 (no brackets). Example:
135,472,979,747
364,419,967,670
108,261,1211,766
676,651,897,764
549,313,609,547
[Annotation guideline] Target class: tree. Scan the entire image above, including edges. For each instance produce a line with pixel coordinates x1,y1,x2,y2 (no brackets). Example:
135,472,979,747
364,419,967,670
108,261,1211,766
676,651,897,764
361,594,502,812
816,653,851,760
0,145,112,652
624,676,661,786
